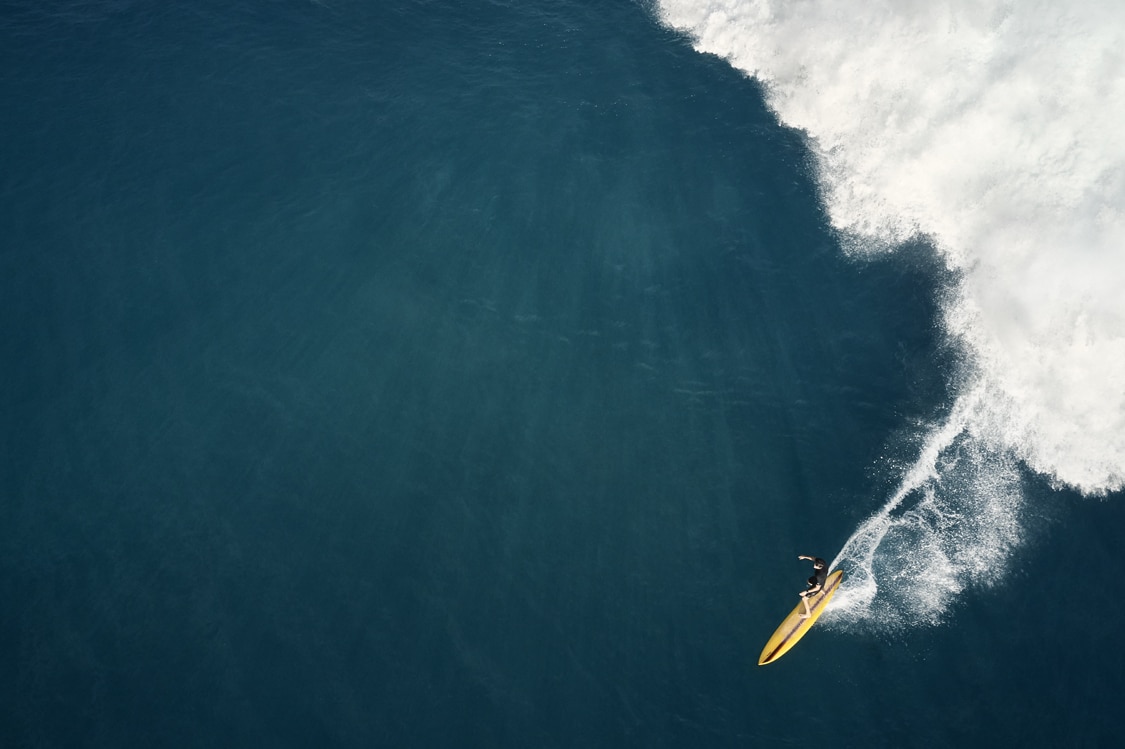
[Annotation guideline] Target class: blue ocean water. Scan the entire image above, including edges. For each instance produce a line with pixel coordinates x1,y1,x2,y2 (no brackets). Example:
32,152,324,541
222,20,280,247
2,1,1123,747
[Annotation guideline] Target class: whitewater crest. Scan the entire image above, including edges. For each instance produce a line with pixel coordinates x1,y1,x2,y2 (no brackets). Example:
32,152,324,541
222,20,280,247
657,0,1125,626
656,0,1125,495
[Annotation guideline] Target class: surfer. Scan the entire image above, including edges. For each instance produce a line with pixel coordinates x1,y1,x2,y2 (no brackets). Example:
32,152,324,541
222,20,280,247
797,555,828,619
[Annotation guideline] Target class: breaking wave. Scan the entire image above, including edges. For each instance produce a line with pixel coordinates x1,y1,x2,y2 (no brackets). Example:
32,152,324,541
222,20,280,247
657,0,1125,627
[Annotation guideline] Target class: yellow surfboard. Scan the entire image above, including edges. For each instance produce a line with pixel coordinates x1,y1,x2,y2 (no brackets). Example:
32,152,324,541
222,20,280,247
758,569,843,666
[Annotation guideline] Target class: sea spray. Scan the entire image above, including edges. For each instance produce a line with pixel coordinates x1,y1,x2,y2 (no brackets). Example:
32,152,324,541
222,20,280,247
825,387,1024,630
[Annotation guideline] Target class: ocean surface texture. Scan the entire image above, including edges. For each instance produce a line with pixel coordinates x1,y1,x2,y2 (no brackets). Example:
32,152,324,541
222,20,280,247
3,1,1123,747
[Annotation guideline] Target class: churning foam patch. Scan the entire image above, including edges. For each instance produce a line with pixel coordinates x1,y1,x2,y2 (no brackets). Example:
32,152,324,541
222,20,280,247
655,0,1125,627
657,0,1125,496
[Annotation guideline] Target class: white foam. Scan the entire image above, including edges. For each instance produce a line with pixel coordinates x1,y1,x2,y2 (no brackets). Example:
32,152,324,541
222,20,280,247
656,0,1125,626
657,0,1125,495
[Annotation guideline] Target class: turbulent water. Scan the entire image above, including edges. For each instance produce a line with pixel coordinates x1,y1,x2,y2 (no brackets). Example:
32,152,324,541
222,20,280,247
658,0,1125,629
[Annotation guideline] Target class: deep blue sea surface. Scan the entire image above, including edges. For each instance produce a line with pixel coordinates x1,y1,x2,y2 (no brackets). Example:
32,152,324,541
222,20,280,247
3,1,1124,747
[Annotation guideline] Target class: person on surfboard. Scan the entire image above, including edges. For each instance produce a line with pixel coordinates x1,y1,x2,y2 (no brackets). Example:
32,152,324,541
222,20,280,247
797,555,828,619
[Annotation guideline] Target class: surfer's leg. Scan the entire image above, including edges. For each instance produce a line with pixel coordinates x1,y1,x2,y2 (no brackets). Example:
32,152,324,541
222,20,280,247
799,595,811,619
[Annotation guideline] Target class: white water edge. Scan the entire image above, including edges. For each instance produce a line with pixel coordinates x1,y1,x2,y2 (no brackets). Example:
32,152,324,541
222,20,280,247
656,0,1125,628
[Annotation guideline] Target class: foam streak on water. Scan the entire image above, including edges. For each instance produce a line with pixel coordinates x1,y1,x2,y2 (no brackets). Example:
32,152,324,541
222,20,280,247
656,0,1125,626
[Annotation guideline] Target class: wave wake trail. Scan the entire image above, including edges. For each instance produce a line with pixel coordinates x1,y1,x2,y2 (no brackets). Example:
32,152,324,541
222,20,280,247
825,387,1024,630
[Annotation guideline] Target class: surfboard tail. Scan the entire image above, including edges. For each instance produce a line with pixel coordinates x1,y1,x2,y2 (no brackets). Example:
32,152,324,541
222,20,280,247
758,570,843,665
